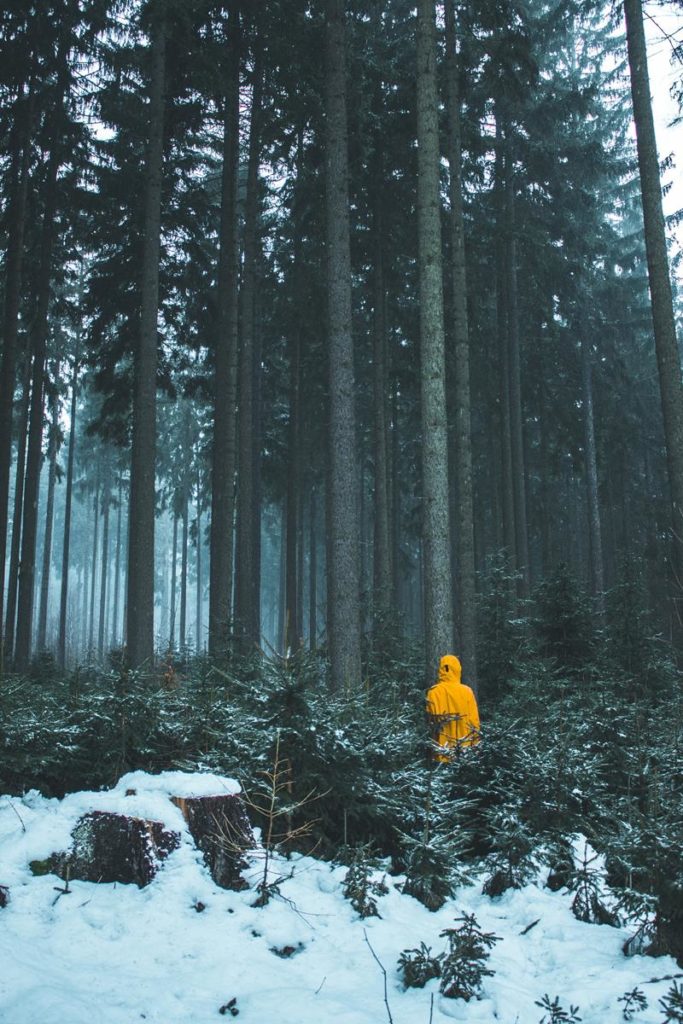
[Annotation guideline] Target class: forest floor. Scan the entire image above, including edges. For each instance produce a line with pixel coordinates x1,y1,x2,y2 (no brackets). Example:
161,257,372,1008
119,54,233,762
0,770,679,1024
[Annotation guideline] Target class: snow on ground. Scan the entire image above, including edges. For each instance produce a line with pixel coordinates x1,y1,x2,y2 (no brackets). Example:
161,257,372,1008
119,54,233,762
0,772,678,1024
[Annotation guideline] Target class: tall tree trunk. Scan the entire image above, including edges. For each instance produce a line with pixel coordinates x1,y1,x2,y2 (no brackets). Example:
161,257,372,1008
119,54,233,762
195,490,203,654
581,334,605,615
14,147,65,668
180,496,188,649
235,28,262,653
98,482,110,659
126,6,166,669
495,122,516,572
285,312,301,654
37,384,60,651
445,0,477,690
624,0,683,589
5,362,31,660
0,77,35,669
416,0,454,682
309,486,318,649
88,481,100,654
505,143,530,595
169,513,178,649
209,3,241,657
58,359,78,666
371,191,392,622
325,0,362,691
112,477,123,649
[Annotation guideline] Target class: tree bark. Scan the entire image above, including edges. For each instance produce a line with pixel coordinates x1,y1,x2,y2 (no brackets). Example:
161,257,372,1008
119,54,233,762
37,383,60,651
209,2,241,657
235,30,262,653
505,141,530,595
14,126,66,668
0,76,34,668
4,361,31,661
416,0,454,682
580,334,605,615
180,495,188,649
58,359,78,666
112,477,123,649
445,0,477,691
325,0,362,691
495,121,516,573
126,6,166,669
623,0,683,588
169,513,178,648
88,478,100,654
98,478,110,659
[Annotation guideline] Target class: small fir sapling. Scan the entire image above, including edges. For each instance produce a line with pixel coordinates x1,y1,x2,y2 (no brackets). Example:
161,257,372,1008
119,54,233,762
535,994,582,1024
570,844,618,925
482,807,536,897
617,987,648,1020
401,832,456,911
397,943,443,989
438,913,501,1000
342,844,389,918
238,732,318,906
660,982,683,1024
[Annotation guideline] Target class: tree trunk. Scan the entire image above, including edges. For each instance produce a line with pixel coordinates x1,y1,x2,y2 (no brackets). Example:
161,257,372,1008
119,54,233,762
309,486,318,649
235,31,262,653
4,362,31,661
445,0,477,690
98,481,110,660
209,3,241,657
416,0,454,682
169,513,178,649
37,383,60,651
58,360,78,666
495,121,516,573
111,477,123,649
195,458,203,653
88,480,100,654
180,496,188,649
580,334,605,615
624,0,683,589
13,34,69,670
0,76,35,669
325,0,362,691
126,6,166,670
505,142,530,595
371,190,392,622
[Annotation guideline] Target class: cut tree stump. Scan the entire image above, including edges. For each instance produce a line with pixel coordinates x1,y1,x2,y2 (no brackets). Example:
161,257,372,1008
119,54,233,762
171,794,254,890
52,811,180,887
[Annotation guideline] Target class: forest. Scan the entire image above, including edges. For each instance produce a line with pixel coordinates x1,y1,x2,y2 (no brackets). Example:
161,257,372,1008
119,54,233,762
1,0,683,1018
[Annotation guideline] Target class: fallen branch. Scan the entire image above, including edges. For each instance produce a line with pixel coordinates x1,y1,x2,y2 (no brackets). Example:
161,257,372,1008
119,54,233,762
364,929,394,1024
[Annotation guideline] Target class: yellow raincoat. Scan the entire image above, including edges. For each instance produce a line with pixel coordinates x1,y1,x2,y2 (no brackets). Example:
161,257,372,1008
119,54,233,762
426,654,480,761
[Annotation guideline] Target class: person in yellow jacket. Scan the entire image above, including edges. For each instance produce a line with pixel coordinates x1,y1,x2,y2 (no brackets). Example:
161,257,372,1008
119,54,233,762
426,654,480,761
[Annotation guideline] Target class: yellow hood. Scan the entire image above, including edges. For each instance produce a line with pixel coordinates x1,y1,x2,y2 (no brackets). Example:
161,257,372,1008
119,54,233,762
438,654,462,685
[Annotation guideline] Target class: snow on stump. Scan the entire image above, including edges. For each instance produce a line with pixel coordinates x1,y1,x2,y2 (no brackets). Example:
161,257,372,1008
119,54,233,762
57,810,180,887
171,794,254,891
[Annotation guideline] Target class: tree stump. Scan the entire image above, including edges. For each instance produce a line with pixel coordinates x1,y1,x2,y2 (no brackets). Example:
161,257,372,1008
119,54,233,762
171,794,254,890
53,811,180,887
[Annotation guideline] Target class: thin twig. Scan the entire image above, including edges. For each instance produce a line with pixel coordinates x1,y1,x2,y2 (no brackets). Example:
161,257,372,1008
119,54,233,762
6,801,26,832
364,929,394,1024
520,918,540,935
429,992,434,1024
315,976,327,995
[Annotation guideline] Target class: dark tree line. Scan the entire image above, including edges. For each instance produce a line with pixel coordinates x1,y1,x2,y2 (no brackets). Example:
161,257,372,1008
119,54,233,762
0,0,681,687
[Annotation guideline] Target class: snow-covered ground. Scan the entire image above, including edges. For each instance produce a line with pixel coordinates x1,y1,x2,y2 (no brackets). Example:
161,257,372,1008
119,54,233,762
0,771,678,1024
